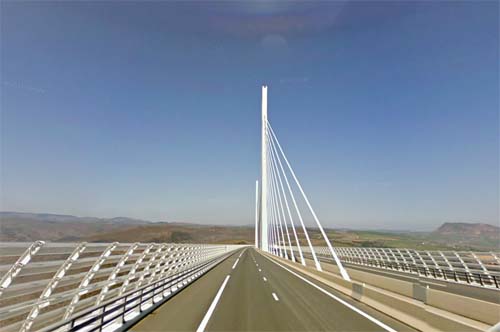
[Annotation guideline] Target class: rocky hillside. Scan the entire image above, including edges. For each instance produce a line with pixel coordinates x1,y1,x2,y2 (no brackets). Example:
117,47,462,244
430,222,499,250
0,212,252,244
435,222,499,236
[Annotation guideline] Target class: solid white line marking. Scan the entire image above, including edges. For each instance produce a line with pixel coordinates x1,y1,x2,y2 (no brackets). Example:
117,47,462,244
196,275,231,332
263,277,267,282
272,292,279,301
232,258,240,270
263,256,398,332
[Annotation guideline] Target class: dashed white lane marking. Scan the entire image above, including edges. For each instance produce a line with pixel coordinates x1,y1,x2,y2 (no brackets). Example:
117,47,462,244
262,255,398,332
196,275,231,332
263,277,267,282
272,292,279,301
232,258,240,270
258,269,262,272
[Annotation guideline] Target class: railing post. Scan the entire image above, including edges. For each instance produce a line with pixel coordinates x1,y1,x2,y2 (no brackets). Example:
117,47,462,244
478,273,483,286
99,306,105,332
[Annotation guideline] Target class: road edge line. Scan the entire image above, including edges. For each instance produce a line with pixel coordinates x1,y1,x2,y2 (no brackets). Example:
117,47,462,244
261,253,398,332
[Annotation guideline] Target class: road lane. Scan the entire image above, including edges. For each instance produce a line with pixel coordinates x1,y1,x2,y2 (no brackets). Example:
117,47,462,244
129,248,243,332
130,248,417,332
205,248,417,332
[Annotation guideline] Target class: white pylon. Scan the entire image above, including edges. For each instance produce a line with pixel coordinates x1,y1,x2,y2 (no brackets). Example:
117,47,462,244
261,86,269,252
255,180,259,248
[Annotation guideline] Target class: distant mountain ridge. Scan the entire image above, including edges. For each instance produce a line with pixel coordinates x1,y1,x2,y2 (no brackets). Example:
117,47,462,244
428,222,499,251
0,211,151,225
1,212,498,250
0,211,252,244
434,222,499,236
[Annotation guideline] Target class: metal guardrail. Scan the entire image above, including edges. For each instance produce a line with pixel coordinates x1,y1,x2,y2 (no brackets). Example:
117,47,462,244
0,242,242,332
41,252,231,332
303,246,500,289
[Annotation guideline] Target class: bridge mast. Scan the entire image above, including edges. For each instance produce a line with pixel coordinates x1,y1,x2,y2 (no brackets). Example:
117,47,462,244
261,86,269,252
255,180,259,248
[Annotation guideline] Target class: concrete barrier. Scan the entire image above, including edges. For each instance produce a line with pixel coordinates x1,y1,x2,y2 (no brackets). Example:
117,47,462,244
264,252,495,332
426,288,500,325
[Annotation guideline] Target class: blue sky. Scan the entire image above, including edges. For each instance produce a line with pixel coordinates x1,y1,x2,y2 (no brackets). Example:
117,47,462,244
1,1,498,230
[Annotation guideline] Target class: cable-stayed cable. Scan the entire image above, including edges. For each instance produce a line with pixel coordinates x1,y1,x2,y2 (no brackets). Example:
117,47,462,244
267,122,351,281
268,135,305,265
269,148,290,259
268,133,286,257
266,125,322,271
269,139,296,262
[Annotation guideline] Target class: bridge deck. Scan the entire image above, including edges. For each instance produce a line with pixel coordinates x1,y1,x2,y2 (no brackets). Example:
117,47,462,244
130,248,416,332
298,253,498,304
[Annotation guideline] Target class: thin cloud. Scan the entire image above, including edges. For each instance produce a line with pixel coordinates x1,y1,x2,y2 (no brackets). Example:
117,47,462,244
2,81,46,94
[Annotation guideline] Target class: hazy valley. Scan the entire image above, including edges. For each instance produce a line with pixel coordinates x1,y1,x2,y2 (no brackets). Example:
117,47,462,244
1,212,497,251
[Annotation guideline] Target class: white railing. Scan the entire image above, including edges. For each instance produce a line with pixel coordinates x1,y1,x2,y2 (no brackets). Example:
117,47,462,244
0,242,242,332
292,246,500,288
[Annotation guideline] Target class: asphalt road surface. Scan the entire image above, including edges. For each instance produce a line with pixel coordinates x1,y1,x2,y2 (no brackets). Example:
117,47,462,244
130,248,417,332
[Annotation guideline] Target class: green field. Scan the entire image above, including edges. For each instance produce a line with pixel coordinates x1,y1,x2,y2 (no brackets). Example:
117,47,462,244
310,229,498,251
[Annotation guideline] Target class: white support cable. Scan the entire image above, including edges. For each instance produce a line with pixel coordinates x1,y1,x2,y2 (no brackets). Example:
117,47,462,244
268,135,304,265
270,212,277,256
267,122,350,280
267,207,273,254
268,175,277,256
269,178,278,256
266,156,274,255
266,126,321,271
267,173,275,255
274,169,290,260
269,143,295,261
271,158,293,261
269,150,288,259
269,170,283,258
267,142,281,257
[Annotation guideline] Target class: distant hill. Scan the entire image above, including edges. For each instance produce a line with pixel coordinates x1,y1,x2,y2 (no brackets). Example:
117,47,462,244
430,222,499,250
0,212,150,225
0,211,252,244
0,212,150,242
1,212,498,250
82,223,253,244
435,222,499,236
